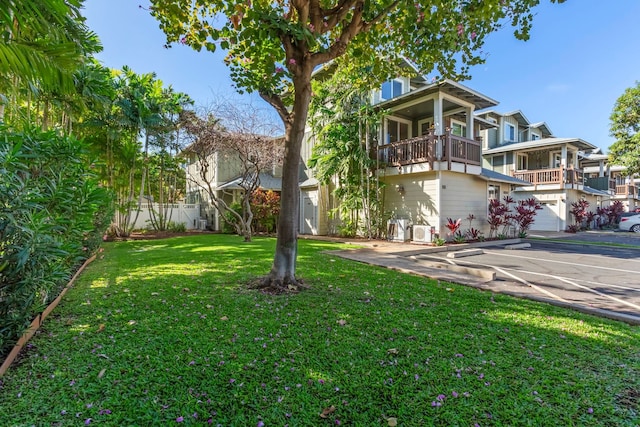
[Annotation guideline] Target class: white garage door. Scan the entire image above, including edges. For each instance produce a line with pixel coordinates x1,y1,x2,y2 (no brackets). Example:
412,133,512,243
530,201,559,231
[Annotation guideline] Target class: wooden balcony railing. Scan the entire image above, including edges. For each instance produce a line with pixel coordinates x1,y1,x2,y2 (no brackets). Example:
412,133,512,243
615,184,637,197
377,132,481,171
513,166,583,188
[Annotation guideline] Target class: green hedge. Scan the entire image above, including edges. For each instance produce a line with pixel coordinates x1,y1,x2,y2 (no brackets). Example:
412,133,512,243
0,127,113,357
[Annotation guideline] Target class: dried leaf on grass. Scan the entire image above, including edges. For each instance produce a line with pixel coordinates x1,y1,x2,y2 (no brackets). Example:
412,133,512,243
319,405,336,418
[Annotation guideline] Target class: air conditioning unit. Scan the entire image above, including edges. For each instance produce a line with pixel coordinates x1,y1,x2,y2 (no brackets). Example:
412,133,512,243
388,219,411,242
412,225,433,243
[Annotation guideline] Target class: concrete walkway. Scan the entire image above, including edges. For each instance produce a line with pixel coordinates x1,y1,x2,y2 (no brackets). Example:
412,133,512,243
303,232,640,325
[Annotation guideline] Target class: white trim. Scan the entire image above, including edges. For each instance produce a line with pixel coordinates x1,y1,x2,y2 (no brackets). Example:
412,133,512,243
418,118,432,135
505,122,516,142
516,153,528,171
383,115,412,144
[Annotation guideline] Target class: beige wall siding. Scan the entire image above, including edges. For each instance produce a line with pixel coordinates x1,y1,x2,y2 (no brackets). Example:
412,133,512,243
382,172,491,237
440,172,490,235
383,174,440,229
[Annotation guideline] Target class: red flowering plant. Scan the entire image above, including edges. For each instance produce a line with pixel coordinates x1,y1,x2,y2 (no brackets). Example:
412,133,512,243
445,217,462,241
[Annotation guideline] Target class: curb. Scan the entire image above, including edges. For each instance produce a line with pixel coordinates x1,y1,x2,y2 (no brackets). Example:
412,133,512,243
409,256,496,281
0,255,96,377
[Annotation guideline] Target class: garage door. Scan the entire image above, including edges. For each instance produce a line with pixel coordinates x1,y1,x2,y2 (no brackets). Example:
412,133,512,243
530,201,559,231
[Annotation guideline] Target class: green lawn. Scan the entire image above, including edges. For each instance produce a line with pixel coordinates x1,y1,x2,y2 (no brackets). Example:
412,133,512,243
1,234,638,426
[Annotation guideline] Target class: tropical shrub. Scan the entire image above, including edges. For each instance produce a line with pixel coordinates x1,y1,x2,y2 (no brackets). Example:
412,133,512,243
251,189,280,234
597,200,625,228
513,197,542,236
487,198,511,238
0,127,113,357
167,221,187,233
222,202,243,234
445,218,462,241
432,236,446,246
569,199,591,230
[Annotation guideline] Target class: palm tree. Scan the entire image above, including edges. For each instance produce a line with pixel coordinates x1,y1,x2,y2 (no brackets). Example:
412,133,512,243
0,0,100,123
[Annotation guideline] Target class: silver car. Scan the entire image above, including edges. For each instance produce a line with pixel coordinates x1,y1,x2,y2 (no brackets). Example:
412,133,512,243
619,212,640,232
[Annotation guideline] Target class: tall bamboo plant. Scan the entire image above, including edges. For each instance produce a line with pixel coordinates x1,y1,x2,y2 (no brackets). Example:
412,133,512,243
308,69,387,238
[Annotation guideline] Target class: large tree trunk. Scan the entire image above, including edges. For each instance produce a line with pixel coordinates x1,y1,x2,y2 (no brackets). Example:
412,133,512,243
264,73,313,288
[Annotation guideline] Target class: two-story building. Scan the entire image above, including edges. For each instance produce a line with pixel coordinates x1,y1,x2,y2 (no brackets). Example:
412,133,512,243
184,145,282,231
299,78,529,240
478,110,611,231
580,149,639,211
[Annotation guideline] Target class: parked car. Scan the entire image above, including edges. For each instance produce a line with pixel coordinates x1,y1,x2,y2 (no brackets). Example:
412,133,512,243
618,212,640,232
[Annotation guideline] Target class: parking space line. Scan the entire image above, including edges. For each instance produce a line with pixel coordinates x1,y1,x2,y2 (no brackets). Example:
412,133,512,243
442,256,640,312
483,251,640,274
491,266,569,303
501,268,640,312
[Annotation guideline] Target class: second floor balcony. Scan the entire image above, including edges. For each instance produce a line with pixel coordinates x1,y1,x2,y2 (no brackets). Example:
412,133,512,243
615,183,637,198
377,132,481,173
583,177,637,198
512,166,584,189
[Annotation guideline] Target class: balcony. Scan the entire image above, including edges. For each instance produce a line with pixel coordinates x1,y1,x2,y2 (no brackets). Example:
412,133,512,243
513,166,584,189
377,132,481,172
615,184,637,198
585,176,616,193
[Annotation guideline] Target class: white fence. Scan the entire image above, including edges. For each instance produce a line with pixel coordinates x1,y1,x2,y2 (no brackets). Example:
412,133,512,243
129,203,203,230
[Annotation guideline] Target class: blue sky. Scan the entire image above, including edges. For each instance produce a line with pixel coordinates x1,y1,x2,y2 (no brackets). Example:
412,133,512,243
83,0,640,151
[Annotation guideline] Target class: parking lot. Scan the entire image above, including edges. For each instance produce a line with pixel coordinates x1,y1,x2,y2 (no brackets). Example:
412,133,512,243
330,230,640,324
416,237,640,323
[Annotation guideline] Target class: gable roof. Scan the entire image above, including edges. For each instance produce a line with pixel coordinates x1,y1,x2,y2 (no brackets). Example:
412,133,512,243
483,137,597,155
376,79,499,111
215,172,282,191
503,110,531,127
529,121,554,137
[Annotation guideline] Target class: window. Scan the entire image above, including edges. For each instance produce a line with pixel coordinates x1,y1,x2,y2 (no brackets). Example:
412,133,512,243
517,154,528,171
385,117,410,144
451,120,467,137
531,133,540,141
419,120,432,135
381,79,403,100
488,185,501,200
491,155,505,172
505,123,516,141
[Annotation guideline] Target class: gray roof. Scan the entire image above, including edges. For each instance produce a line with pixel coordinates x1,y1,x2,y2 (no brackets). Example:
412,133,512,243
216,172,282,191
483,137,597,155
299,177,319,188
377,79,499,111
582,186,612,197
479,168,531,186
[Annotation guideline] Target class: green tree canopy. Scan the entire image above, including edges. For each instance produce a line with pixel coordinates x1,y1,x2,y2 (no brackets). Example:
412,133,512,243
609,81,640,177
150,0,564,289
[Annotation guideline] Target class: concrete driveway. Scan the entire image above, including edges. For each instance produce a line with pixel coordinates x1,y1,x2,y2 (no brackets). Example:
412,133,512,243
329,231,640,324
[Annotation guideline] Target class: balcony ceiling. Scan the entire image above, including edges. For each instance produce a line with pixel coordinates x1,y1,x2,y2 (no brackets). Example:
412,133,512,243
378,79,498,120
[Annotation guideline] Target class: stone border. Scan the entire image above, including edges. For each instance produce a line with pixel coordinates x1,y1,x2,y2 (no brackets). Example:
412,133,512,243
0,255,96,377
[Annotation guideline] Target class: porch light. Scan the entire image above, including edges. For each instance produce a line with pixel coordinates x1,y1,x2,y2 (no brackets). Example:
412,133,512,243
396,184,405,194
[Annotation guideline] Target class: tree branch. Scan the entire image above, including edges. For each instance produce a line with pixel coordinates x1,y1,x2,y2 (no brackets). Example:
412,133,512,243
311,0,365,67
259,90,291,125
